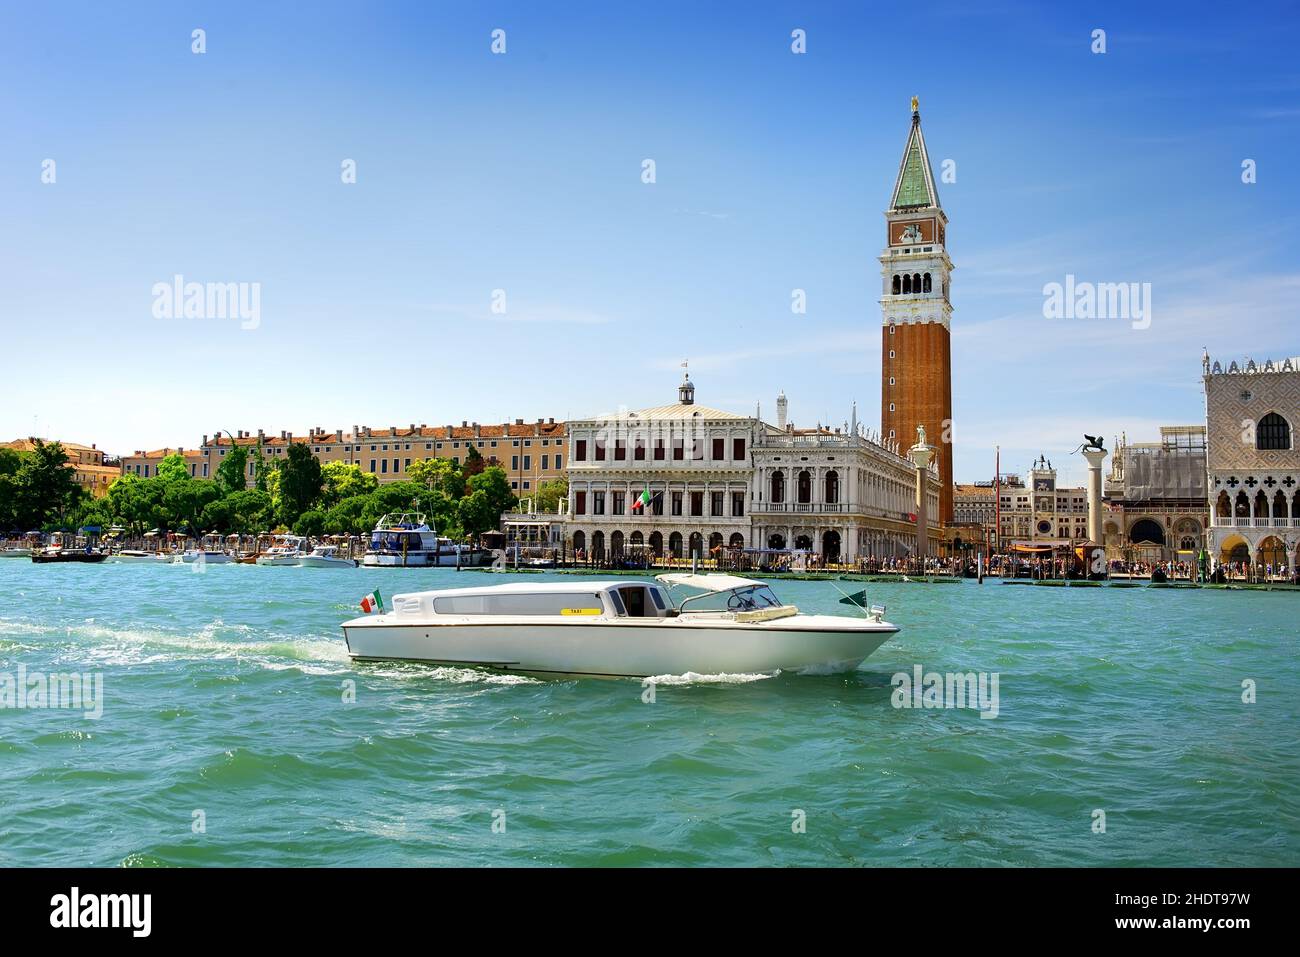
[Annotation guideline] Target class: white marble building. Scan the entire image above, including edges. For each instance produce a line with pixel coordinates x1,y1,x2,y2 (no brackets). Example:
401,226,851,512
1203,352,1300,567
564,373,941,562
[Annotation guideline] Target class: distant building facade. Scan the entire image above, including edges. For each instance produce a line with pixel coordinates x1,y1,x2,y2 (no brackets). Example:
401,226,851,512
1203,352,1300,567
564,373,941,562
996,460,1086,545
1102,425,1209,561
196,420,565,492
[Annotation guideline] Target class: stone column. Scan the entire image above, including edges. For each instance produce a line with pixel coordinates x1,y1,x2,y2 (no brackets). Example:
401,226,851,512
1082,448,1108,544
908,431,935,561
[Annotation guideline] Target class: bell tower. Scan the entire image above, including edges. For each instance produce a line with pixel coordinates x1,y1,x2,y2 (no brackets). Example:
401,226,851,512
880,96,954,524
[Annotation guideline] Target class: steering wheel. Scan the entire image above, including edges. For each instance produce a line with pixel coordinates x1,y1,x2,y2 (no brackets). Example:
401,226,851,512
727,592,756,611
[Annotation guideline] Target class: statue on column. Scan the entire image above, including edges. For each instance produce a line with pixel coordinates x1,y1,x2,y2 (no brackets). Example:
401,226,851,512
916,424,927,447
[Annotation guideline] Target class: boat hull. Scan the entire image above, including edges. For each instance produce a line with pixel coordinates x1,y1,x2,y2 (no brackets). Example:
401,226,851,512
296,556,358,568
340,615,897,678
255,555,305,566
106,553,173,564
361,551,488,567
32,552,106,564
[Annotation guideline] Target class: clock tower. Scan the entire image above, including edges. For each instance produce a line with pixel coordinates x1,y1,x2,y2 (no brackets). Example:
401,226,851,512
880,97,954,524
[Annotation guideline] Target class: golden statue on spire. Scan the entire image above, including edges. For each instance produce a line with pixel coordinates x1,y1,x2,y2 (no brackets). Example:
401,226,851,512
911,95,919,113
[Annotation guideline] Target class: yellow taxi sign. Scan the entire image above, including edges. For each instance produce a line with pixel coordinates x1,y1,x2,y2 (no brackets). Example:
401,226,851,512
560,607,602,616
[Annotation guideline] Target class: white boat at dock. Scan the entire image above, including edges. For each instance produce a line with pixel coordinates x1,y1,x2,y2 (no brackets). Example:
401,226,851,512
360,513,489,567
106,549,175,564
296,544,358,568
256,535,310,566
340,573,898,678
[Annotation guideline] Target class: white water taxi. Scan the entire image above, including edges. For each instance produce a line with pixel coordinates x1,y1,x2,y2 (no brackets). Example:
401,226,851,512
297,544,358,568
181,549,233,564
340,573,898,678
361,513,489,567
255,535,310,566
0,547,32,558
106,549,174,564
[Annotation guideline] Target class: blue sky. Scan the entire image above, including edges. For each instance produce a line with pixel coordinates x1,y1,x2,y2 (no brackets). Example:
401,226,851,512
2,0,1297,486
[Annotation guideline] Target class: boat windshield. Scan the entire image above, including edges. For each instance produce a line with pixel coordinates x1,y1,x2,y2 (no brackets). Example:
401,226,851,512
679,584,783,612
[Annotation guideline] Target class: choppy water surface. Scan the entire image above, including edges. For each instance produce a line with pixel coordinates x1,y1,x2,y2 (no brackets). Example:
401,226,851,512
0,562,1295,866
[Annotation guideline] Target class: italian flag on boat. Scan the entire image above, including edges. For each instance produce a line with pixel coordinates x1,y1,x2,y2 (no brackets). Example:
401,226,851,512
360,590,384,614
631,487,653,512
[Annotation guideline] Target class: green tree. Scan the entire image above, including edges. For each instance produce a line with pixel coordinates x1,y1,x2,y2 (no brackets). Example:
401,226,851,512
534,478,568,514
214,443,249,494
323,495,372,536
227,489,273,535
15,440,78,530
456,489,497,539
155,453,190,483
462,445,486,480
293,509,326,537
320,462,378,507
0,448,28,531
406,457,463,498
163,480,221,535
278,443,323,526
466,466,516,519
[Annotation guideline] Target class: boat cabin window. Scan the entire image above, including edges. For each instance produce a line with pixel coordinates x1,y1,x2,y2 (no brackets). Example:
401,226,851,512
431,592,606,616
647,587,666,611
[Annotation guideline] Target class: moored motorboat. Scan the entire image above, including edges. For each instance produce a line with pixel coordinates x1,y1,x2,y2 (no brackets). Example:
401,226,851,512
340,573,898,678
32,546,106,564
0,546,32,558
106,549,174,564
255,535,309,566
296,544,358,568
361,513,489,567
181,550,233,564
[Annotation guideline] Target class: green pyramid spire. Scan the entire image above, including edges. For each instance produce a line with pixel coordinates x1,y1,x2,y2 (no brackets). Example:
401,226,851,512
890,101,939,210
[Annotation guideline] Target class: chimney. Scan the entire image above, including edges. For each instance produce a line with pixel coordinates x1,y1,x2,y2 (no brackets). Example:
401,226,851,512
335,429,343,442
202,435,208,445
548,417,554,424
352,424,359,436
473,423,481,438
461,420,468,428
409,423,415,432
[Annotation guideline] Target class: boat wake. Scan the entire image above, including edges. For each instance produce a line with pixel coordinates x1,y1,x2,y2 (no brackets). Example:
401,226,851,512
0,615,351,674
643,670,778,686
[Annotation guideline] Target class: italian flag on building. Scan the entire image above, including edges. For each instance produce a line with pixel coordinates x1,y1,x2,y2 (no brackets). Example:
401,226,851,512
360,590,384,614
631,488,653,512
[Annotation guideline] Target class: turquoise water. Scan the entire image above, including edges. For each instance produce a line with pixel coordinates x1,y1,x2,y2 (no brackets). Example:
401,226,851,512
0,561,1295,867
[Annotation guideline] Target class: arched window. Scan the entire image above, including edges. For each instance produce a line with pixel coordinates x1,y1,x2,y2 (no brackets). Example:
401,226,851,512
891,274,901,295
912,273,921,291
610,530,624,557
729,532,745,549
649,531,663,556
825,470,839,504
572,530,585,553
668,532,683,558
1215,491,1230,517
797,470,812,504
1257,413,1292,450
922,272,932,293
902,274,911,294
591,530,605,557
770,471,785,503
